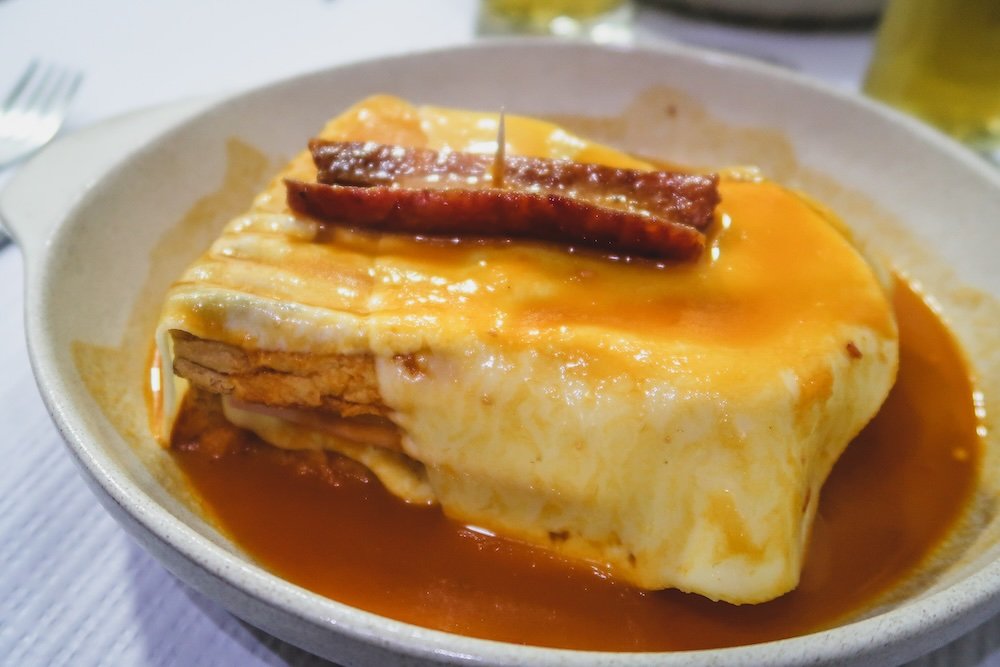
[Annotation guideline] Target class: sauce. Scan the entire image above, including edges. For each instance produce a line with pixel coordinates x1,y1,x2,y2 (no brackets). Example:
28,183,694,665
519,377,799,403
169,277,981,651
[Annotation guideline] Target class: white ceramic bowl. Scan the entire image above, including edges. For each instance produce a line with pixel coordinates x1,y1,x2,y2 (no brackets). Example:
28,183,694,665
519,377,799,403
4,41,1000,666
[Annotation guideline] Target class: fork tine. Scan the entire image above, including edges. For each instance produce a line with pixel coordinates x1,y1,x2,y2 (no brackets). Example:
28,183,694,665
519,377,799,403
39,68,81,117
1,60,39,111
20,64,59,116
54,72,84,117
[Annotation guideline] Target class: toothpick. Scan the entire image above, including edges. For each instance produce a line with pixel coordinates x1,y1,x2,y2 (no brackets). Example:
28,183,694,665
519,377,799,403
491,108,506,189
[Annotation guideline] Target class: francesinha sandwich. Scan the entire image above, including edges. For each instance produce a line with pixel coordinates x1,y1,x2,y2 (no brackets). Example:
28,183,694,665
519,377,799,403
155,96,899,604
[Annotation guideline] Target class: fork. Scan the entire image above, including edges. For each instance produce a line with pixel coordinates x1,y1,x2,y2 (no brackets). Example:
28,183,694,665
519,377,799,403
0,61,83,247
0,61,82,166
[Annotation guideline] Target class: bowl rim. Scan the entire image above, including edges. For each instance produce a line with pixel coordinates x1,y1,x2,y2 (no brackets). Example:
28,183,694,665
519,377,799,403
20,38,1000,666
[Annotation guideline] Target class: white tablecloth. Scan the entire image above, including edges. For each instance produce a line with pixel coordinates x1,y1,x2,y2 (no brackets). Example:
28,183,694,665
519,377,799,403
1,2,997,665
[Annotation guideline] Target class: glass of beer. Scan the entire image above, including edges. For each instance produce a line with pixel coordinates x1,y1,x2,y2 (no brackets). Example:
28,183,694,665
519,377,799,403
479,0,634,44
863,0,1000,161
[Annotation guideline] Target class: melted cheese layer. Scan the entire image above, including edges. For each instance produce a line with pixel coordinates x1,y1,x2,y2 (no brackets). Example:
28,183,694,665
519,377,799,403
157,95,898,602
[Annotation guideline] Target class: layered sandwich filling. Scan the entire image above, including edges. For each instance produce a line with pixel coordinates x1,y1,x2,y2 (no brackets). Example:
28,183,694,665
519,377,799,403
156,95,898,603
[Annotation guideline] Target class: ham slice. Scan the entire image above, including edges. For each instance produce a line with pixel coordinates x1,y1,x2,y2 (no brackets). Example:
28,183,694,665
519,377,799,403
285,141,719,261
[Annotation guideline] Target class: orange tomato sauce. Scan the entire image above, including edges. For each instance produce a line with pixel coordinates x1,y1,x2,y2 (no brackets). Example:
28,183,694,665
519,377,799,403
168,278,981,651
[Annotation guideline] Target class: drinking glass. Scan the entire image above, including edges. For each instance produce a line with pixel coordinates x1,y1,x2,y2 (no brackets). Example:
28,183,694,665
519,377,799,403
863,0,1000,162
478,0,634,44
